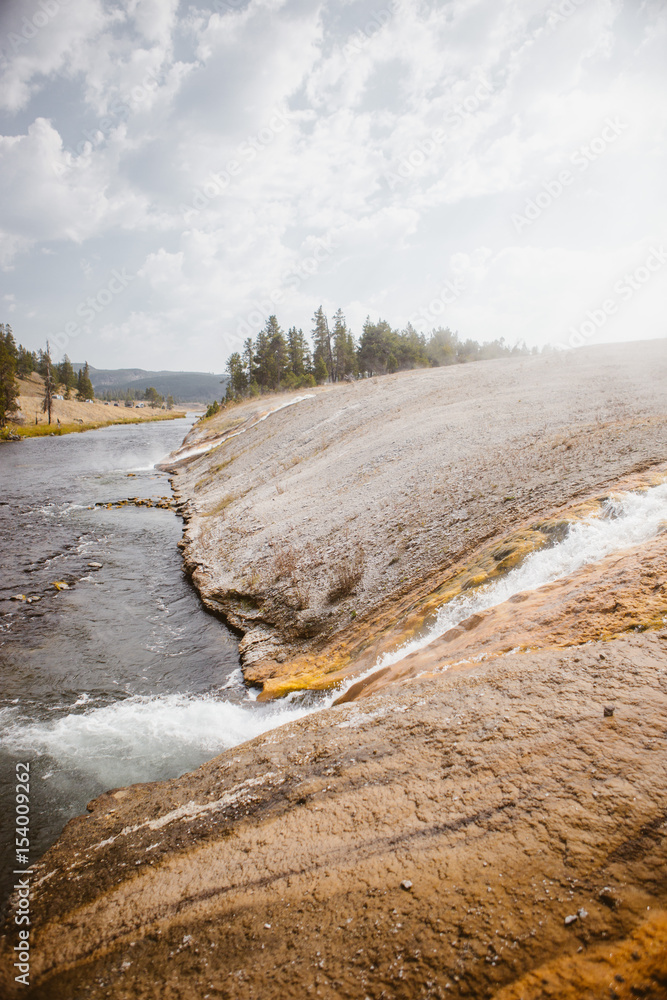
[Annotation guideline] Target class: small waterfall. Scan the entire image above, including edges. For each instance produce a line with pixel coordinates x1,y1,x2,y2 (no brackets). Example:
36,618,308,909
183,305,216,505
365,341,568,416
2,482,665,792
370,481,667,674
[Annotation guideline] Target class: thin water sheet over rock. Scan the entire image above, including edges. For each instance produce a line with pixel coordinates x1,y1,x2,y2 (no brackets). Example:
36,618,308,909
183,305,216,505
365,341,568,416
337,530,667,703
2,632,667,999
171,342,667,698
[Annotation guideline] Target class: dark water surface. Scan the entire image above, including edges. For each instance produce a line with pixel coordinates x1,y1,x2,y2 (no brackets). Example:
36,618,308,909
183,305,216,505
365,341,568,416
0,418,249,910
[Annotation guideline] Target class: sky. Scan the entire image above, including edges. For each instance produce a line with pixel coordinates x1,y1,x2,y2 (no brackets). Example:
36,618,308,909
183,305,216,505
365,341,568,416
0,0,665,372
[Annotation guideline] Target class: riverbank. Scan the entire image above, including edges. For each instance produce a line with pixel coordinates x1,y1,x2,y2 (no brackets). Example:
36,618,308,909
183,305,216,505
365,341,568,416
3,631,666,1000
167,339,666,698
2,340,666,999
0,413,242,924
4,373,186,438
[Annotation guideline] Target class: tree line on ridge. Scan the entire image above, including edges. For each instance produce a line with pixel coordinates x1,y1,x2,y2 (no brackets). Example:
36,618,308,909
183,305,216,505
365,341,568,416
219,307,535,408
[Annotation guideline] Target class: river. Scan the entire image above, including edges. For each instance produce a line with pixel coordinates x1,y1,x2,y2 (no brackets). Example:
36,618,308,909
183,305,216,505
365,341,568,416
0,417,312,912
3,418,664,915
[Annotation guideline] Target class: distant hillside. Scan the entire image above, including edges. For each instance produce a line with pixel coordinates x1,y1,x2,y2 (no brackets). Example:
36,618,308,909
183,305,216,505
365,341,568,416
72,365,227,403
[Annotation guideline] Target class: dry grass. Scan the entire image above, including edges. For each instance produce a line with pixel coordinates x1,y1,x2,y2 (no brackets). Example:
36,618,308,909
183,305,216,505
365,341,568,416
327,543,365,602
271,537,364,607
277,454,304,473
272,543,298,580
11,374,186,431
5,413,184,438
270,542,310,609
212,457,235,474
195,458,236,492
204,493,240,516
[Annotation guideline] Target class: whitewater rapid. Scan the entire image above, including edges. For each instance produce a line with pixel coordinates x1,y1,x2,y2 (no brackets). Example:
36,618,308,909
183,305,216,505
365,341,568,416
2,481,665,794
0,694,315,789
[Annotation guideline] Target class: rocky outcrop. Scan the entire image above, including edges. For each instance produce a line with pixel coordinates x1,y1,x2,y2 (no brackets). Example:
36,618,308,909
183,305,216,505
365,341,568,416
336,529,667,703
2,632,666,999
167,341,667,698
3,341,666,999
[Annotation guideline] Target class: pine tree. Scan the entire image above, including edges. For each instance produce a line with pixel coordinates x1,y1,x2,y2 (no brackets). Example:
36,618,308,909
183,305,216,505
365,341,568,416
425,326,457,366
332,309,357,381
253,326,272,391
57,355,76,399
16,345,36,377
314,355,328,385
42,341,56,424
0,323,19,427
37,348,50,378
346,332,358,377
357,317,393,376
287,326,308,378
266,316,288,391
144,386,163,408
252,316,287,391
311,306,332,381
242,338,254,385
77,362,94,401
225,352,247,401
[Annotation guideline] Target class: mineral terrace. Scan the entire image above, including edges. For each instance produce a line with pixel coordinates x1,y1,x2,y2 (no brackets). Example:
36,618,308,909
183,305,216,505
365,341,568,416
2,340,666,1000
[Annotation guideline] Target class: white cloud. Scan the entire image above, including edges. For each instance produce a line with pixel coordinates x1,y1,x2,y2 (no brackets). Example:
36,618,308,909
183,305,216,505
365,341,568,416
127,0,180,46
0,0,665,367
0,0,109,113
138,247,184,287
0,117,152,262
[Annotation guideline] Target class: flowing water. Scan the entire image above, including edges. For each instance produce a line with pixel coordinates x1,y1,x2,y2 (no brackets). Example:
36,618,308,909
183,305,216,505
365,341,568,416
374,481,667,671
0,418,313,912
1,418,665,913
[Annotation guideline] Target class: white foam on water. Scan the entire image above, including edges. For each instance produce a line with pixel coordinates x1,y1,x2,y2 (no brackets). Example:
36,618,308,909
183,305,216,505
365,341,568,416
3,481,664,795
221,667,244,690
0,694,315,788
365,481,667,676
